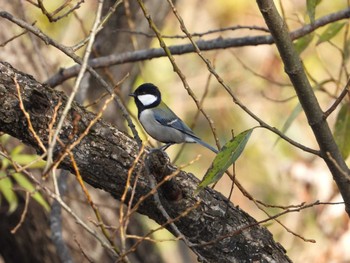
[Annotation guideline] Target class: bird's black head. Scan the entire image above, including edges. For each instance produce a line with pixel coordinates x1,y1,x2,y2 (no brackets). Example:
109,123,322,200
130,83,161,111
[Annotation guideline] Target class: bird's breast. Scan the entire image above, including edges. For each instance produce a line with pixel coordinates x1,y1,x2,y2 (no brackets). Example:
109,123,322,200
139,109,187,143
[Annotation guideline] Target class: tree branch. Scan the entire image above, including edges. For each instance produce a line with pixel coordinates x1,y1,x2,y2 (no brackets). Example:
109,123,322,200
0,61,291,262
42,7,350,87
0,10,141,146
256,0,350,216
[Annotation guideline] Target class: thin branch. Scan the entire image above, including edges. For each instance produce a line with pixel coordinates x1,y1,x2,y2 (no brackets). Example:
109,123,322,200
73,235,94,263
256,0,350,216
37,0,84,23
10,191,30,234
44,88,116,177
68,151,123,258
232,51,291,87
0,27,29,47
136,0,219,154
164,0,320,156
44,0,104,175
44,7,350,87
225,169,313,243
173,71,214,163
323,78,350,118
193,200,342,248
120,201,201,262
119,145,145,258
0,62,293,262
14,77,46,152
0,149,118,256
18,2,50,78
0,7,141,146
71,0,123,52
113,24,270,39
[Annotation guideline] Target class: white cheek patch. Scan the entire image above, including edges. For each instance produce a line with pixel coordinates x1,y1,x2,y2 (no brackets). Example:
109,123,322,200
138,94,157,106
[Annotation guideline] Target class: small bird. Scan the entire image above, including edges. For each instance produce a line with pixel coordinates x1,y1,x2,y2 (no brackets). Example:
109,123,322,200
130,83,218,153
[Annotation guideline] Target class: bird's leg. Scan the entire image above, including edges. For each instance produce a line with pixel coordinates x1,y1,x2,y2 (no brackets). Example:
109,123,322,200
160,143,173,151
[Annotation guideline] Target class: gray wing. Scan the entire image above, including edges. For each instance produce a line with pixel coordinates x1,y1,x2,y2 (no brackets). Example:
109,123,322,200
152,103,218,153
152,104,199,139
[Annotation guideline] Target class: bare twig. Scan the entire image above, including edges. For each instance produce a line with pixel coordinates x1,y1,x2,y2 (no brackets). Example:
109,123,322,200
37,0,84,22
225,169,314,243
173,70,215,163
0,7,141,146
144,158,207,263
323,78,350,118
44,0,105,175
44,89,116,177
0,149,118,256
18,2,50,78
73,235,94,263
68,151,123,258
0,28,29,47
10,191,30,234
232,51,291,87
44,7,350,87
193,200,343,247
257,0,350,216
113,24,270,39
71,0,123,52
136,0,219,154
165,0,320,156
119,145,145,257
119,200,201,262
13,77,46,152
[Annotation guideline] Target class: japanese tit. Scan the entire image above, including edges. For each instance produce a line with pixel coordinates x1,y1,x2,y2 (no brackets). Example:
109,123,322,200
130,83,218,153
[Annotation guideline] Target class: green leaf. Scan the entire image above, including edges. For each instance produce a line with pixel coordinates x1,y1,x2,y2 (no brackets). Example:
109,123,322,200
10,145,24,156
11,154,46,168
334,103,350,159
196,129,253,194
343,37,350,62
317,22,346,45
0,134,10,145
0,172,18,213
1,157,10,170
12,173,50,212
307,0,322,23
275,103,302,145
281,103,302,133
294,34,314,55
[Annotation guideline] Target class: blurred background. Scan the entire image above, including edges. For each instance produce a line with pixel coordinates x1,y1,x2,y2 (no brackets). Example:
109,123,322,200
0,0,349,262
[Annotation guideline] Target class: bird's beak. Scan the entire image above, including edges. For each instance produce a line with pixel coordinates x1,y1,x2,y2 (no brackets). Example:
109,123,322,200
129,93,135,97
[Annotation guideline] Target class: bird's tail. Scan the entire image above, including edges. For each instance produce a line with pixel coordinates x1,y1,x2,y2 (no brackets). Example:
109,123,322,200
191,137,218,154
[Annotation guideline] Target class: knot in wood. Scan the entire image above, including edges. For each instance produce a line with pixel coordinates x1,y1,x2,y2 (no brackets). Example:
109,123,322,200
25,89,51,116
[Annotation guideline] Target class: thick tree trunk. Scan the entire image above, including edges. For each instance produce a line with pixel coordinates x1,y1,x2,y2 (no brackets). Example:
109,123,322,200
0,61,291,262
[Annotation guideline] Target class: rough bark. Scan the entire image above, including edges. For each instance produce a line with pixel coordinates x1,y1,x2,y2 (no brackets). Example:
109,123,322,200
76,1,169,261
0,61,291,262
